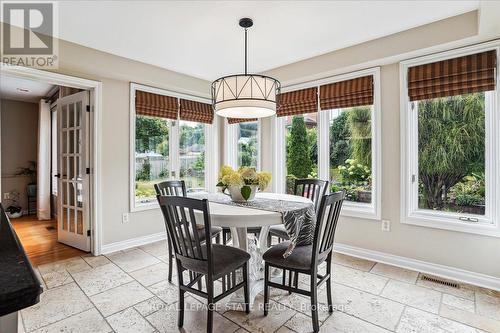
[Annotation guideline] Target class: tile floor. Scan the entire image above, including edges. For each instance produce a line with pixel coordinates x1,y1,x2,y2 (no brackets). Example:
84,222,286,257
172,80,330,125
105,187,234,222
19,240,500,333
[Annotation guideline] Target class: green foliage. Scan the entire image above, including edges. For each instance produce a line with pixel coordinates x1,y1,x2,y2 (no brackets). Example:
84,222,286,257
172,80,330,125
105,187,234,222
337,159,371,186
330,112,352,168
450,172,485,206
241,185,252,200
307,127,318,164
238,122,258,167
192,152,205,172
136,158,151,181
135,116,169,154
348,107,371,167
418,93,485,209
287,116,312,178
180,123,204,148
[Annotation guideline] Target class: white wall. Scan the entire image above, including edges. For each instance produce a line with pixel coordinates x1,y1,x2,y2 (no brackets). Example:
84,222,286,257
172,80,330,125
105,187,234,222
261,11,500,278
0,99,38,212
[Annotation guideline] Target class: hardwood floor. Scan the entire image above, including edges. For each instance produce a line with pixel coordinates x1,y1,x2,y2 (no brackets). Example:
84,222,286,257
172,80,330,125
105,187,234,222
11,215,87,267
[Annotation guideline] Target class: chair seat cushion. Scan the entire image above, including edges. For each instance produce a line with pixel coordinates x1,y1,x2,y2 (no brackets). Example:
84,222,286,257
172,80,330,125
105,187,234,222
181,244,250,279
263,241,328,271
195,226,222,242
268,225,289,240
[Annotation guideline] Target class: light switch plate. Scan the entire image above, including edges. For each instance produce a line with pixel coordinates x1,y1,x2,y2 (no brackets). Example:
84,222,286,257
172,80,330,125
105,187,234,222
122,213,129,224
381,220,391,232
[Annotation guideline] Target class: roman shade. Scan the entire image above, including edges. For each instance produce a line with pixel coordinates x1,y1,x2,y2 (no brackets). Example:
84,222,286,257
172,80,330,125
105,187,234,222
276,87,318,117
179,99,214,124
408,50,497,101
319,75,373,110
135,90,178,119
227,117,258,124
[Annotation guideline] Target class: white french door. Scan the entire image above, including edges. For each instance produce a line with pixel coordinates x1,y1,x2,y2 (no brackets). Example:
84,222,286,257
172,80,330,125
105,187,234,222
57,91,91,251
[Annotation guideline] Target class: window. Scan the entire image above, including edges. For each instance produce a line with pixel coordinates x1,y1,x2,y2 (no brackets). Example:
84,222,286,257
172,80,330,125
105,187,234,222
179,120,205,191
274,68,381,219
401,44,499,236
130,83,217,211
225,120,260,170
329,106,373,204
134,115,171,205
284,113,318,194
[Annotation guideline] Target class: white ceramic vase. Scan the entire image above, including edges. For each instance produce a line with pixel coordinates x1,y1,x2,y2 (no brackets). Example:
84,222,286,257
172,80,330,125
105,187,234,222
227,185,258,202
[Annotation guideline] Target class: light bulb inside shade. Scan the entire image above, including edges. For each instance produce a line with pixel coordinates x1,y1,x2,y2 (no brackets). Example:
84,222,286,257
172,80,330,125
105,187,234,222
214,99,276,118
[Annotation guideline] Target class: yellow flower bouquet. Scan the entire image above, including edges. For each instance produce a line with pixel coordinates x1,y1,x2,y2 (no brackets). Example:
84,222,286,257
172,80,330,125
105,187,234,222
217,165,271,201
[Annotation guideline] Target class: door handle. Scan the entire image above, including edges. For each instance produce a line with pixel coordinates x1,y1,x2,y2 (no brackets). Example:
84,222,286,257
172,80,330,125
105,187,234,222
55,173,61,178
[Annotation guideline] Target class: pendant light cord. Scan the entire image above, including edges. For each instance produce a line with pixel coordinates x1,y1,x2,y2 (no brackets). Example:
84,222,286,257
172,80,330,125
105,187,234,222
244,28,248,75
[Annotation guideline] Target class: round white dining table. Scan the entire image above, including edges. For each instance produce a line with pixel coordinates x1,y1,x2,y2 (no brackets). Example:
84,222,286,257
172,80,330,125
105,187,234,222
202,192,313,305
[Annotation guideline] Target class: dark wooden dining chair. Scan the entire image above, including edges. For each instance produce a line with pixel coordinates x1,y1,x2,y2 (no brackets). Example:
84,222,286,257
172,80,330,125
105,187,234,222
263,191,345,333
268,178,329,246
154,180,222,282
158,195,250,333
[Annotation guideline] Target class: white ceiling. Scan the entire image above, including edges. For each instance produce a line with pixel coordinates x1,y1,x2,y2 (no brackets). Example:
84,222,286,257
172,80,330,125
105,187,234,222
0,76,55,103
57,1,479,81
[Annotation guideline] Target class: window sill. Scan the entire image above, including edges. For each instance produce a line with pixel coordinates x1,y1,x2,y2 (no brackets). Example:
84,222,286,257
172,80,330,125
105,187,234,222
403,212,500,238
341,202,380,221
131,201,159,212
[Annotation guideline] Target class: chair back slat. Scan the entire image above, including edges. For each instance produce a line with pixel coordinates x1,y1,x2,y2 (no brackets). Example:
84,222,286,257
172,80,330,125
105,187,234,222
293,179,329,213
154,180,187,197
312,191,345,264
158,196,213,272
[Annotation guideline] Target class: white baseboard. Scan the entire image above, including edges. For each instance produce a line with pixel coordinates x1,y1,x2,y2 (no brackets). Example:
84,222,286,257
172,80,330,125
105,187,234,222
101,231,166,255
334,243,500,292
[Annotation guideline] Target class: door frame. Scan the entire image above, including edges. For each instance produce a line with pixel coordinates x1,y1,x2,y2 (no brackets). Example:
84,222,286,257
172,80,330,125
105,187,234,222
1,63,103,255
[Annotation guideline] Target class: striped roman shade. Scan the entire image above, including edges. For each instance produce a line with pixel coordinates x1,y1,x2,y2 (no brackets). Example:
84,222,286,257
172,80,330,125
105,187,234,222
227,117,258,124
135,90,178,119
179,99,214,124
276,87,318,117
319,75,373,110
408,50,497,101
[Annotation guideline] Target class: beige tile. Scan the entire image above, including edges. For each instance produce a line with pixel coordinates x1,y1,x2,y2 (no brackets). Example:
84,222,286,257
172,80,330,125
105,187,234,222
332,264,389,294
38,257,91,275
275,326,297,333
440,303,500,332
129,262,169,286
284,312,319,333
82,255,111,268
417,275,475,300
442,294,475,313
147,280,179,305
106,249,161,273
134,297,167,317
107,307,156,333
276,293,332,323
72,263,133,296
31,308,111,333
381,279,442,314
139,240,169,257
331,282,404,330
332,252,376,271
321,311,392,333
476,293,500,321
397,306,476,333
41,269,74,289
90,281,153,317
224,295,296,333
147,297,239,333
370,263,419,284
18,312,25,333
21,283,93,332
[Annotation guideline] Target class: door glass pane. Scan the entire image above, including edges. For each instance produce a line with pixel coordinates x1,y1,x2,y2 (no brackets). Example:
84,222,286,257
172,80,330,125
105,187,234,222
69,208,75,232
75,101,82,127
77,210,83,235
61,105,67,128
68,103,75,127
284,114,318,194
62,208,68,231
329,106,373,203
135,115,170,204
179,120,205,192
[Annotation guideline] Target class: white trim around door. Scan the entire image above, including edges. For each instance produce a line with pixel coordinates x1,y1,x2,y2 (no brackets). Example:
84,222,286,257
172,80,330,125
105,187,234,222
0,63,103,255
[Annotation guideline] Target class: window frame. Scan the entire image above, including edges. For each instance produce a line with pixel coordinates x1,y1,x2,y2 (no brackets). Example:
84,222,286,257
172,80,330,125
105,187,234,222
129,83,218,212
224,118,262,171
273,67,382,220
400,42,500,237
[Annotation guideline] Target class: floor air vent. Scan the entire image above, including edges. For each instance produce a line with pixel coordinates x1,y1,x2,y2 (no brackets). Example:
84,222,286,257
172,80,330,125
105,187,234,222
421,275,459,288
46,226,56,231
